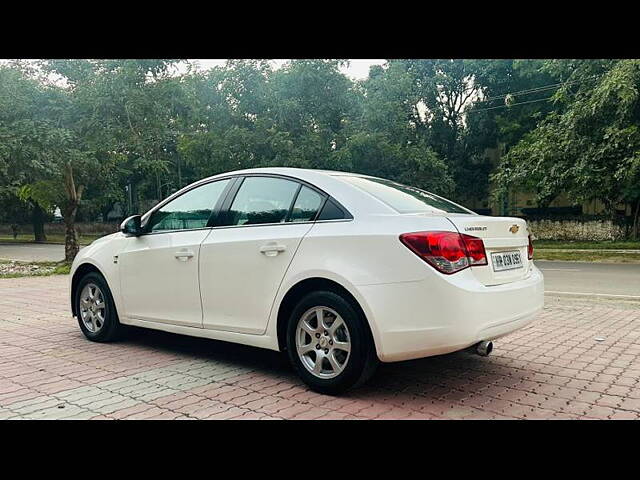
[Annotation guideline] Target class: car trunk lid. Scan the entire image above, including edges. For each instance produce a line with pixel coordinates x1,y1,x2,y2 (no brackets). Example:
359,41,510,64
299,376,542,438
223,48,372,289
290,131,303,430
445,214,531,286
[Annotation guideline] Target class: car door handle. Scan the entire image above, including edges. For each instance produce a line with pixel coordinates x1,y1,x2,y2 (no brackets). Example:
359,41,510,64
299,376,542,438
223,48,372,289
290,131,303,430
174,250,195,261
259,244,286,256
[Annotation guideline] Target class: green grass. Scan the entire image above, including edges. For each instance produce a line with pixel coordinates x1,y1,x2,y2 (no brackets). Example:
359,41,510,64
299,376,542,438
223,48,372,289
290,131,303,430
51,263,71,275
0,260,71,278
535,240,640,250
0,233,103,246
535,250,640,263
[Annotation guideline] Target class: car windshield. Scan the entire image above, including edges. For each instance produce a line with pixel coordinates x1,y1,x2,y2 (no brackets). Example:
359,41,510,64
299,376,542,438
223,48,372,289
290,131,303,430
339,176,474,215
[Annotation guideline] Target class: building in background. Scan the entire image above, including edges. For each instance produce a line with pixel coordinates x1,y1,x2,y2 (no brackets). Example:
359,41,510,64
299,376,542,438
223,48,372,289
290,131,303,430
477,145,631,218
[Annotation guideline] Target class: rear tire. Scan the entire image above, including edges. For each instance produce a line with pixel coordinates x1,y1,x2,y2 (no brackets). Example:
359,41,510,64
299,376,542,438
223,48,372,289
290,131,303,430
75,272,122,342
286,290,378,395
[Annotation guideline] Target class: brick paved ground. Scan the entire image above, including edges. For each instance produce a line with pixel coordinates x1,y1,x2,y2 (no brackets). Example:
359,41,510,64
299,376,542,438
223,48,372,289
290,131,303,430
1,275,639,420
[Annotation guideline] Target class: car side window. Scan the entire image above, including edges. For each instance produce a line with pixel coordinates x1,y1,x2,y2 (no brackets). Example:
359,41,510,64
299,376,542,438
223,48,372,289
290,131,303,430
227,177,299,226
147,179,230,232
287,185,324,223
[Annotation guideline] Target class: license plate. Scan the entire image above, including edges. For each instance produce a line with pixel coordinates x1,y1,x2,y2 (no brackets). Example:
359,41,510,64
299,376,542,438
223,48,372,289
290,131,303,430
491,250,523,272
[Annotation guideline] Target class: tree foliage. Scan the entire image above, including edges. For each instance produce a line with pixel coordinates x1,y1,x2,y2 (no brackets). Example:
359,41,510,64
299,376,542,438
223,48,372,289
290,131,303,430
494,59,640,236
3,58,640,259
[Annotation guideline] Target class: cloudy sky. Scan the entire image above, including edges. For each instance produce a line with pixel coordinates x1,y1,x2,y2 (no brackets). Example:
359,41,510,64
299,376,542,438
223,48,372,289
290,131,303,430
189,59,386,80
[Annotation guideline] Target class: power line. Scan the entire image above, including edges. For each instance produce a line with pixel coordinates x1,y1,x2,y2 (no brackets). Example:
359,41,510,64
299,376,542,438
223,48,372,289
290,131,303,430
468,95,556,114
479,82,566,102
476,75,600,104
480,84,561,102
469,76,594,114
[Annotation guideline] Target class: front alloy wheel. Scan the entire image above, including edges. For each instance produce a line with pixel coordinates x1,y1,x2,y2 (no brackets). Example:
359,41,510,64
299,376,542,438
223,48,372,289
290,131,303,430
75,271,122,342
79,282,107,333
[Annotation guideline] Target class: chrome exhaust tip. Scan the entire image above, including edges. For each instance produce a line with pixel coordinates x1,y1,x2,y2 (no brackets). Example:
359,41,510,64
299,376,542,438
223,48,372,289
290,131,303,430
476,340,493,357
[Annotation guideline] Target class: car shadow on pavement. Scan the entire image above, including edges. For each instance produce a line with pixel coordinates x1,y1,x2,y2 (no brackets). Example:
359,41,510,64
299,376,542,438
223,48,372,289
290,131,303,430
121,325,507,409
123,325,292,372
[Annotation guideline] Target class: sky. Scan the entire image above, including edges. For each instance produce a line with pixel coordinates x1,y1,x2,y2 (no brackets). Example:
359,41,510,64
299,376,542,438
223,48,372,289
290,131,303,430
189,59,386,80
0,59,388,82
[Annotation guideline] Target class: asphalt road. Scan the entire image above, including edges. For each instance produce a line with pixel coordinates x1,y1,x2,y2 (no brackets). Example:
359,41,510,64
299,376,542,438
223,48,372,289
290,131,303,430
0,244,639,299
536,260,640,299
0,243,65,262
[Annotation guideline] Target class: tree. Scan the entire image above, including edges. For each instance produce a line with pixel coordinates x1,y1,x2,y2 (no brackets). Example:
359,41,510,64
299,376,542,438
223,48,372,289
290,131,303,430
0,64,63,242
339,63,454,195
177,60,275,177
351,60,493,204
42,59,188,259
461,60,560,210
469,59,557,148
336,132,454,195
6,56,638,253
494,59,640,237
0,191,31,235
177,60,362,175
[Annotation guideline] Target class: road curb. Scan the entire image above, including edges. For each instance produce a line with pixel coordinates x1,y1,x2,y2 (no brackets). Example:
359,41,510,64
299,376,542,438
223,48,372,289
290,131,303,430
545,290,640,302
539,248,640,254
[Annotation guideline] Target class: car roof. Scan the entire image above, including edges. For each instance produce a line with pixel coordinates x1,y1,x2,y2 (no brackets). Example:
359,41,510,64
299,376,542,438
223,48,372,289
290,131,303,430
192,167,392,217
202,167,364,182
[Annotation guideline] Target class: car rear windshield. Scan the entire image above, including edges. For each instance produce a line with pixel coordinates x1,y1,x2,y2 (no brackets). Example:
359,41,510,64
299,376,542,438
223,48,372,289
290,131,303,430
339,176,474,214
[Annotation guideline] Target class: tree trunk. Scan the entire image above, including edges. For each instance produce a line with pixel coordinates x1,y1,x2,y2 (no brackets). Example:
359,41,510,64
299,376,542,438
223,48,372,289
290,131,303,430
32,204,47,242
602,198,616,222
632,199,640,240
101,201,115,223
156,171,162,202
62,161,84,263
177,154,182,189
63,205,79,262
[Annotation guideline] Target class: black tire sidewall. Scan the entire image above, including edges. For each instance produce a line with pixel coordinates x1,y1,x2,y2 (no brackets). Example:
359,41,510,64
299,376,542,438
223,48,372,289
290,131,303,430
75,272,120,342
286,290,375,395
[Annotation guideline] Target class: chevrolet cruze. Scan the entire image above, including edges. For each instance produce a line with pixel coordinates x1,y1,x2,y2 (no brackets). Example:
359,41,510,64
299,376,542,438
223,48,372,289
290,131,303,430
70,168,544,394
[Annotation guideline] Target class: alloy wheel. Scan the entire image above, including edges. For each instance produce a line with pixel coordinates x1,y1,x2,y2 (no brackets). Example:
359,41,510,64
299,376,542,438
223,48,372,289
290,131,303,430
79,283,106,333
296,306,351,379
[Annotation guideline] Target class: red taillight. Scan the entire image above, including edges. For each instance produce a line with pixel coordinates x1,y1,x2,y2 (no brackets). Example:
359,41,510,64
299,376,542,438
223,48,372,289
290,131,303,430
461,234,488,266
528,234,534,260
399,231,487,275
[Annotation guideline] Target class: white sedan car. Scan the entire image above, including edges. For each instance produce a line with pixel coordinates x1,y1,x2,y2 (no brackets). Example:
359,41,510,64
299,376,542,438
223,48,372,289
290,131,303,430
70,168,544,393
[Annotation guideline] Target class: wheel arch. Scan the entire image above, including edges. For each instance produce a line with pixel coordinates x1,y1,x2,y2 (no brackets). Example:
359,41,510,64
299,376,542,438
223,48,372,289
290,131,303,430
275,277,377,354
70,262,108,317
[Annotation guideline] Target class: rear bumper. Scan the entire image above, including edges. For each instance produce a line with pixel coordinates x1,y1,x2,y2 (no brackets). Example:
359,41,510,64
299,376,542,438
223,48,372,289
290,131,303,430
358,265,544,362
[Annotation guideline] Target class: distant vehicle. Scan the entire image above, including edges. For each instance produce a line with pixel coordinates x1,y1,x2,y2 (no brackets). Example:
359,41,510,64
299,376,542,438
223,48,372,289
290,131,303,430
69,168,544,393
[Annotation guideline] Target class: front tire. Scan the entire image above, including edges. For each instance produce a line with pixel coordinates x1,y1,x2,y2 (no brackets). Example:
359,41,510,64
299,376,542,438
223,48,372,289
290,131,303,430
286,290,378,395
75,272,122,342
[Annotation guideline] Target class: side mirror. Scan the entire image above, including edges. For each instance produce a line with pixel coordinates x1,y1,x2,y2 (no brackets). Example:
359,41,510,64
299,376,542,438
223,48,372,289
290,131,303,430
120,215,144,236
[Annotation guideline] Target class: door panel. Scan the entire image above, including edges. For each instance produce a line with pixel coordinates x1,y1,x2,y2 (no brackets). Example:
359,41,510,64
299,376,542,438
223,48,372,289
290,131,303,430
118,178,232,327
119,230,210,327
199,224,313,334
